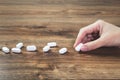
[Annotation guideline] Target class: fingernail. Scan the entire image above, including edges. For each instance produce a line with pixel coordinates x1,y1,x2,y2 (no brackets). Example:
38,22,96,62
73,44,75,48
73,43,77,48
81,45,88,52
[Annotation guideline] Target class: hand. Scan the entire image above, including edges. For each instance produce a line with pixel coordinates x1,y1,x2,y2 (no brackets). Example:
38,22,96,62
74,20,120,52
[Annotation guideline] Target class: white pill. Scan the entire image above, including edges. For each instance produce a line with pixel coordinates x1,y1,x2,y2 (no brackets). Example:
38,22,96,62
16,42,24,49
11,48,21,53
59,48,67,54
43,46,50,52
47,42,57,47
75,43,83,52
26,45,37,51
2,47,10,53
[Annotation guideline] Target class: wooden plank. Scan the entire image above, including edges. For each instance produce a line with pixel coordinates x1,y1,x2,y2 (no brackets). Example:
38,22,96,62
0,0,120,80
0,0,119,6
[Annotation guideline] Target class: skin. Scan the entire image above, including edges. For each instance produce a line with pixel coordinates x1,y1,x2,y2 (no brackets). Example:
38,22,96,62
74,20,120,52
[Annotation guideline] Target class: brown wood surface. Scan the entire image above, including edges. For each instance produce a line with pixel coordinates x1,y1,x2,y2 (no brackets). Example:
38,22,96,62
0,0,120,80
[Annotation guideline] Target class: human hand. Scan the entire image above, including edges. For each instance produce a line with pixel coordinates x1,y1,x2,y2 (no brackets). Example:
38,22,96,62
74,20,120,52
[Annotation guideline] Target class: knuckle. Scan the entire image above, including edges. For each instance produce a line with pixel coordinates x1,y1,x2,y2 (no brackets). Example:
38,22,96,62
96,19,104,24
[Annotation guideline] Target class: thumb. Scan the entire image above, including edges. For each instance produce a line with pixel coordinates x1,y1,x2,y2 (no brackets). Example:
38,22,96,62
81,38,104,51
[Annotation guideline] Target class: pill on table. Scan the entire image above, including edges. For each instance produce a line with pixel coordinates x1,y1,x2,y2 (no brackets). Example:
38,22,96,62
47,42,57,47
11,48,21,53
2,47,10,53
43,46,50,52
26,45,37,51
16,42,24,49
75,43,83,52
59,48,67,54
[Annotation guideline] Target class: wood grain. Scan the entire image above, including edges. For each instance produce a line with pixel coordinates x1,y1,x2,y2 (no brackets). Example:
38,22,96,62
0,0,120,80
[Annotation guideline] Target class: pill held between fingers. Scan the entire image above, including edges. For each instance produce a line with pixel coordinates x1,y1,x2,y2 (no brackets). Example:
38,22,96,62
47,42,57,47
75,43,83,52
43,46,50,52
59,48,67,54
16,42,24,49
11,48,21,53
2,47,10,53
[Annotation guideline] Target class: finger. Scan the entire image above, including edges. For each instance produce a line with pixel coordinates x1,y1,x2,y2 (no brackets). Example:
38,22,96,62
74,22,100,47
73,28,88,47
87,34,93,38
80,38,104,51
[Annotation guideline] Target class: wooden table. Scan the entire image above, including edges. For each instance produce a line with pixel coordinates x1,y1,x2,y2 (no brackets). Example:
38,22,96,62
0,0,120,80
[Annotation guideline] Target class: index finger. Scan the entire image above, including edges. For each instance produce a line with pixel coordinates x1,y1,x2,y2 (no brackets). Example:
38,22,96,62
74,21,100,47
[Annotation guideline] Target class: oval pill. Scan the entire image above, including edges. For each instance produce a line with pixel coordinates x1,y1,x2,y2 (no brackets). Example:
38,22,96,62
59,48,67,54
75,43,83,52
2,47,10,53
43,46,50,52
16,42,23,49
26,45,37,51
47,42,57,47
11,48,21,53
